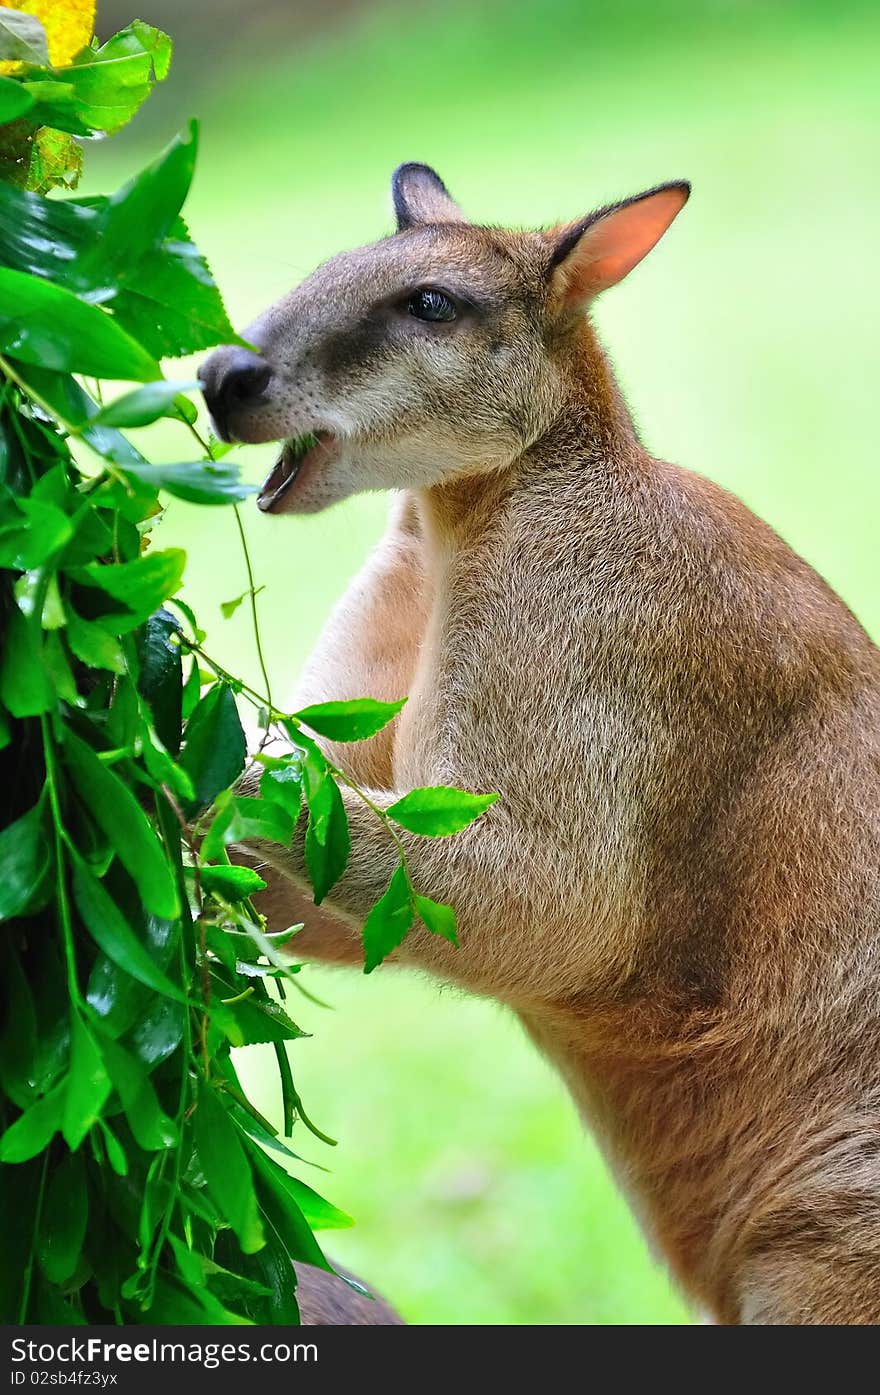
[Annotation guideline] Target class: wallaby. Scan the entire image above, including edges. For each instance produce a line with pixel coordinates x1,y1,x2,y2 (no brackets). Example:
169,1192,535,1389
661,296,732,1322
200,164,880,1325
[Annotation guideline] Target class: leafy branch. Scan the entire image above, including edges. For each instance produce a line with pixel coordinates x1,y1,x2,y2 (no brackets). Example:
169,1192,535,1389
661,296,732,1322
0,1,496,1328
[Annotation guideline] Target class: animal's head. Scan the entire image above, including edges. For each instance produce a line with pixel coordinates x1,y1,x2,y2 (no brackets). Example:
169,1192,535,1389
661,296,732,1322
200,165,689,514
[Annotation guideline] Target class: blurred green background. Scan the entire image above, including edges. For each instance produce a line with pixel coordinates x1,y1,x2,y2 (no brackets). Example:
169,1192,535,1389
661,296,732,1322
90,0,879,1324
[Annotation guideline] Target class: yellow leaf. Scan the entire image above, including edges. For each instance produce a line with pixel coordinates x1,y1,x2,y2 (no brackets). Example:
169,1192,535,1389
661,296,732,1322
0,0,95,71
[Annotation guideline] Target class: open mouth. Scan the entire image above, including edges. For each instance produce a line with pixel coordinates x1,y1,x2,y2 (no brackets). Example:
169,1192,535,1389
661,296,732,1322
256,432,336,513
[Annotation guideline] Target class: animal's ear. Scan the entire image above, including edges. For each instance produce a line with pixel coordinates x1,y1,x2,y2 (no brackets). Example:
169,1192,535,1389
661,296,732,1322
548,181,690,309
392,163,467,231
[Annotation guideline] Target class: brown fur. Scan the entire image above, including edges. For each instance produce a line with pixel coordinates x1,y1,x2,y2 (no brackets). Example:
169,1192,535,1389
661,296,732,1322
202,166,880,1324
294,1263,404,1325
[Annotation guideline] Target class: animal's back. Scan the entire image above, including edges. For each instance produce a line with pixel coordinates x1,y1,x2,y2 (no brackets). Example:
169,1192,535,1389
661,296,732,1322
514,455,880,1321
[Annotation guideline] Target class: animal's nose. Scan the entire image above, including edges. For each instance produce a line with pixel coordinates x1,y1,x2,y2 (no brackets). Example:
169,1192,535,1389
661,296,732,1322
199,347,272,440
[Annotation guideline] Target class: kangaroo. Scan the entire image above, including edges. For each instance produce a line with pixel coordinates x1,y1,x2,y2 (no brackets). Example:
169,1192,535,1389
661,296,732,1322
200,164,880,1325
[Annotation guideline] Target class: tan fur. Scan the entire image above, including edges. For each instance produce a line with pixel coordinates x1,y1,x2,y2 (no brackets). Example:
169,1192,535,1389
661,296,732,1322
202,167,880,1325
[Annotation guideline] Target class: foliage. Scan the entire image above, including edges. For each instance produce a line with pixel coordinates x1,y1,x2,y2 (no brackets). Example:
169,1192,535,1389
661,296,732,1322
0,4,494,1324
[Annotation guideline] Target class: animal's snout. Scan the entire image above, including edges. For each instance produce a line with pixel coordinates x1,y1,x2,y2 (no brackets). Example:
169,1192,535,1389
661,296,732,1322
199,346,272,441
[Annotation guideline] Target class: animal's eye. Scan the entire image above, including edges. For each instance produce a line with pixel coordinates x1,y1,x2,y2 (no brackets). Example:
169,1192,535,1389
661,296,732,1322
407,287,458,323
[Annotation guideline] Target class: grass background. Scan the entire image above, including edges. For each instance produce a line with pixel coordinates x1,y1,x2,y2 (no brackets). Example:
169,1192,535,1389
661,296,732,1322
91,0,880,1323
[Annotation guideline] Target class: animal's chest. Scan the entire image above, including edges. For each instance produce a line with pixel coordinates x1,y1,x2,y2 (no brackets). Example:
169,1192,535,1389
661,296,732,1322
392,550,657,819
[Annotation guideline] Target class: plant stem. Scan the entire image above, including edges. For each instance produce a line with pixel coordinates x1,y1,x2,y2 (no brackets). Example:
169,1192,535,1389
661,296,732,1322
0,354,76,431
272,1042,337,1146
273,1041,296,1137
143,940,193,1304
183,417,277,751
18,1149,50,1323
40,715,83,1009
232,503,274,726
217,1079,279,1136
330,764,415,897
184,641,270,713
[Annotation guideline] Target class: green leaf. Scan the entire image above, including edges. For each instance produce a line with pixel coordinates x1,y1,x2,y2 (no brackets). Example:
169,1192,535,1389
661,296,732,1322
166,596,204,645
64,503,116,567
101,1038,177,1151
304,777,350,904
88,380,199,429
0,184,95,292
71,853,185,1002
145,1271,251,1326
387,785,499,836
0,498,73,569
0,945,38,1107
209,1231,290,1322
168,1233,204,1290
171,391,198,424
180,682,246,812
94,473,159,526
204,923,238,974
181,660,201,720
61,1014,111,1151
199,1253,275,1307
42,630,79,703
230,1106,314,1170
0,267,160,380
9,362,145,465
137,607,182,754
300,746,333,843
24,127,82,196
249,1231,301,1323
200,864,267,901
63,728,178,919
23,23,173,138
140,727,195,804
275,1174,354,1232
362,862,414,973
221,585,265,620
119,459,256,505
0,1081,66,1163
88,946,154,1039
220,795,294,849
414,893,459,945
195,1086,265,1255
0,174,236,355
0,76,34,124
114,217,242,358
259,763,302,818
12,567,42,618
124,995,184,1070
0,1162,40,1317
38,1151,88,1285
97,1119,128,1177
293,697,406,743
0,11,49,65
0,793,51,922
65,609,126,674
79,123,196,279
82,549,186,621
0,604,54,715
30,463,70,509
26,951,70,1101
214,983,307,1047
244,1137,331,1271
220,592,245,619
132,21,172,81
40,573,65,629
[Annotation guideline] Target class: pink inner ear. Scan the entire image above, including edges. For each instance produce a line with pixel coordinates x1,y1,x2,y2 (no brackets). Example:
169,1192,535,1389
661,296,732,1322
559,186,688,303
